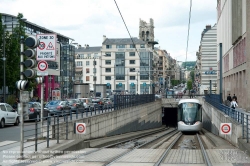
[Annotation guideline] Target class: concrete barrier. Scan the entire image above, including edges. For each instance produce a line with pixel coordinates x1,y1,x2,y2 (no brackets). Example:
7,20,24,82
44,101,162,140
201,97,242,147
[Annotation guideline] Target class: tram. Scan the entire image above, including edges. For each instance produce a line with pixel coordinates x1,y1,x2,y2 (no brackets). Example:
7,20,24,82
177,99,202,132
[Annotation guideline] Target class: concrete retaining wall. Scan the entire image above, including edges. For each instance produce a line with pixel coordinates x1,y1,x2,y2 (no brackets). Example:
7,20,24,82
201,98,242,147
46,101,162,140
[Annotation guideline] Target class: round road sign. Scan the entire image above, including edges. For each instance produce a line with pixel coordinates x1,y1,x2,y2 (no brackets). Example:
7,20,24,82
221,124,230,134
38,42,46,50
37,61,48,72
76,124,85,133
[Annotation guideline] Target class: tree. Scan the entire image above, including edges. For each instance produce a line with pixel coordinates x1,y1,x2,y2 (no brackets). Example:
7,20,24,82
187,80,193,91
0,13,36,96
190,71,194,82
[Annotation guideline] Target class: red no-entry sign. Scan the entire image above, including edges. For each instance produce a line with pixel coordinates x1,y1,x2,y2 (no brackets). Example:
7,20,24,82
75,123,86,134
220,123,232,135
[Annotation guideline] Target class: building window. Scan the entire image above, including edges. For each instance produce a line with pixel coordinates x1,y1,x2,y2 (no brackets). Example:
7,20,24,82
105,52,111,57
86,68,89,73
129,52,135,56
94,53,98,58
116,45,125,48
130,44,135,48
105,68,111,72
93,76,97,81
130,68,136,72
86,76,89,81
130,76,136,80
93,68,96,73
105,76,111,80
106,45,111,49
87,54,91,58
76,61,82,66
140,44,145,48
105,60,111,65
116,76,125,80
115,52,125,59
86,61,89,66
130,60,135,64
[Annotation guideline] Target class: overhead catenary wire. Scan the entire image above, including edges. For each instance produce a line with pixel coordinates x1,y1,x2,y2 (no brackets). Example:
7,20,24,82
113,0,149,73
184,0,192,68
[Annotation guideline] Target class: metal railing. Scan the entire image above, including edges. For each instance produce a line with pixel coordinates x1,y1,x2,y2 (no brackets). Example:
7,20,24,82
113,94,155,110
22,94,156,152
205,94,250,142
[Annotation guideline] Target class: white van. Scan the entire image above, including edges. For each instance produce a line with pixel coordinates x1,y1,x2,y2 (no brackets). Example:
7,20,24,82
0,103,20,128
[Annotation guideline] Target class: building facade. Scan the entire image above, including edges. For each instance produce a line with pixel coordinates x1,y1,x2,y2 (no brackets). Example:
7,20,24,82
199,24,217,94
1,13,75,101
217,0,249,109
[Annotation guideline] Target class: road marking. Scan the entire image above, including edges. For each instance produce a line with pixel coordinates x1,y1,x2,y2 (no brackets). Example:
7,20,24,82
0,141,17,147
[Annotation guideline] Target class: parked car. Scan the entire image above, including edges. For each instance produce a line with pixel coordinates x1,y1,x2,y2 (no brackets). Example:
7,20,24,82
78,98,94,111
92,97,105,108
0,103,19,128
45,100,71,116
67,99,84,112
103,98,113,108
26,102,49,121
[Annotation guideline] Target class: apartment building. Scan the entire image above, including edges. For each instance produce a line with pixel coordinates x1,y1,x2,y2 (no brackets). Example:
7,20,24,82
217,0,250,109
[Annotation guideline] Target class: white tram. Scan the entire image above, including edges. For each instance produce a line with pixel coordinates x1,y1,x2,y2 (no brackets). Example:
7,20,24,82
177,99,202,132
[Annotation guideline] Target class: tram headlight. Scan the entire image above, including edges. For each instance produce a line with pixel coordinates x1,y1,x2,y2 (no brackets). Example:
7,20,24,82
195,121,200,125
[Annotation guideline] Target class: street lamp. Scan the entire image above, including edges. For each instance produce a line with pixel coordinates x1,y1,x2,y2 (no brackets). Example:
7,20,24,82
1,18,26,102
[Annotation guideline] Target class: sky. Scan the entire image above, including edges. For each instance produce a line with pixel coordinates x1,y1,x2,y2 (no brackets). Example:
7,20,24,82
0,0,217,62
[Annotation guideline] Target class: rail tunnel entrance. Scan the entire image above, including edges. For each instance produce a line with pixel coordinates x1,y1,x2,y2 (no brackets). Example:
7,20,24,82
162,107,178,127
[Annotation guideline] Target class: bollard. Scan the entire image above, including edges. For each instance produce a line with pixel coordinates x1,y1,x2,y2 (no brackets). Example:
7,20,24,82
47,113,50,148
86,107,89,117
57,115,59,144
35,119,38,151
247,115,249,143
66,114,68,140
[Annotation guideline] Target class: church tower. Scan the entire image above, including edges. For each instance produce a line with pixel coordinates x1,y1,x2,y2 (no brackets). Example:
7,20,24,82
139,18,158,49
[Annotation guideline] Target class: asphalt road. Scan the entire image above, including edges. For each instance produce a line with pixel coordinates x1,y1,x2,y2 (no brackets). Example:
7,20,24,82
0,107,114,142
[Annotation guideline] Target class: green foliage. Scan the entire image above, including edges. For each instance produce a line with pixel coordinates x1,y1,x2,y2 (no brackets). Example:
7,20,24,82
190,71,194,82
182,61,196,70
0,13,36,94
187,80,193,90
7,95,16,105
171,80,180,86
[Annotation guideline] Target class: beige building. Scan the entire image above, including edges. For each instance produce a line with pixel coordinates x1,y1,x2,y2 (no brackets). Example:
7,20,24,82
217,0,250,110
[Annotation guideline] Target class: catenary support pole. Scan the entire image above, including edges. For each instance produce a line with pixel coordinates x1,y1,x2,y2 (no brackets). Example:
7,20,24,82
210,80,212,95
219,43,223,103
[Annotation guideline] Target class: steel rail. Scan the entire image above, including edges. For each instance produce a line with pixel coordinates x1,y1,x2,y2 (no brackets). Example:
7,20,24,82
196,133,212,166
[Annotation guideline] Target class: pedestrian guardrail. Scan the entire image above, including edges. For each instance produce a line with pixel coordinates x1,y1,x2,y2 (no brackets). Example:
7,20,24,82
205,94,250,143
23,94,156,152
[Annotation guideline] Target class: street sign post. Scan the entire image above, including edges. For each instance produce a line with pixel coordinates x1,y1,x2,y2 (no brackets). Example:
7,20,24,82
20,91,29,102
37,34,56,61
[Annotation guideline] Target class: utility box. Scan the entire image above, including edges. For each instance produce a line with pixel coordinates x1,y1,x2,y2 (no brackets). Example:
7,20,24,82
94,84,107,98
74,83,90,98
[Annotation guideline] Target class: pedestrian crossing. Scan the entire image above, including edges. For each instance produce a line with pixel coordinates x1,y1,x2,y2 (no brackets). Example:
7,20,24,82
0,141,17,147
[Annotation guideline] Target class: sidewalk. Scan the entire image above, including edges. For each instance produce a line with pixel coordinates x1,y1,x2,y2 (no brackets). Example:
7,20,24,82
0,139,75,166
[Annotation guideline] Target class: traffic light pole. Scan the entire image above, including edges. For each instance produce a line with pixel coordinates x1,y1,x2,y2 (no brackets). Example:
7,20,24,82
20,37,24,160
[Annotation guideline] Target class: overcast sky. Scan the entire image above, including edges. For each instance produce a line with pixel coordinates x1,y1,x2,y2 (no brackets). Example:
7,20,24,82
1,0,217,62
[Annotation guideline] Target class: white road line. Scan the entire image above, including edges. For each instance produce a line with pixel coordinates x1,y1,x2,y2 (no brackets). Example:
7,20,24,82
0,141,17,147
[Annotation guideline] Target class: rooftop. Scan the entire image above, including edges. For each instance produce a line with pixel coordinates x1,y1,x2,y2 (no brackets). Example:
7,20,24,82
103,37,145,45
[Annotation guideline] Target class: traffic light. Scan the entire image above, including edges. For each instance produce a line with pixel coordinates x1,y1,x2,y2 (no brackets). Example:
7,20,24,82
35,77,43,84
15,80,29,91
22,36,40,78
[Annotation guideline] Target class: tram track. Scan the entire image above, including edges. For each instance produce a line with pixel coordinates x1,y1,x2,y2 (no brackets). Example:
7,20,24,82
50,127,171,166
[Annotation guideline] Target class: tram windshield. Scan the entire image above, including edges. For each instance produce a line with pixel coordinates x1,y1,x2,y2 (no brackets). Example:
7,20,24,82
178,102,202,124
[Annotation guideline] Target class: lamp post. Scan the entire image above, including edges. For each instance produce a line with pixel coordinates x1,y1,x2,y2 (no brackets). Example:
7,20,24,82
137,70,139,94
94,57,96,97
1,19,6,103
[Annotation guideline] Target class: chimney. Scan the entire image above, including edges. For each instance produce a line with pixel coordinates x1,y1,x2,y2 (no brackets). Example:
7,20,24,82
103,35,106,42
78,45,81,48
86,44,89,48
84,44,87,49
206,25,211,29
